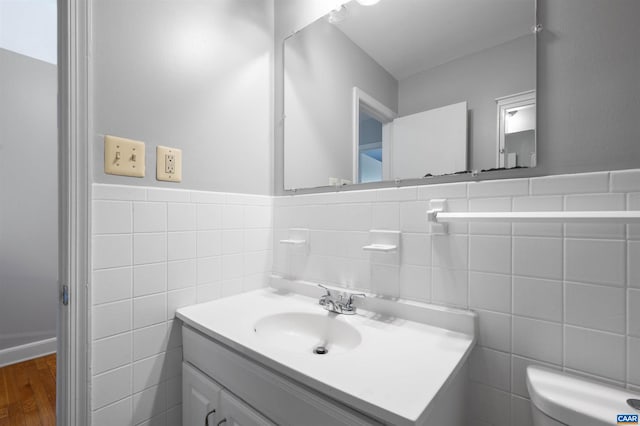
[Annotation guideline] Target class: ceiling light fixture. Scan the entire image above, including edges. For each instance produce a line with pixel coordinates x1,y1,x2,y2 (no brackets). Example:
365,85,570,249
356,0,381,5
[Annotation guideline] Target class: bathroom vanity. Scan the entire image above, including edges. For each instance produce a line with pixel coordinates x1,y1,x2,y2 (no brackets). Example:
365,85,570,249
177,279,476,426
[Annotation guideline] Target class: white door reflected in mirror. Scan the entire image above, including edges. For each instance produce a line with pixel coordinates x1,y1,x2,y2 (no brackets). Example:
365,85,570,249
353,87,469,184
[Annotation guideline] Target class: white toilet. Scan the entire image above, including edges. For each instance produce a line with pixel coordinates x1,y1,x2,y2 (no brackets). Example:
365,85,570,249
526,365,640,426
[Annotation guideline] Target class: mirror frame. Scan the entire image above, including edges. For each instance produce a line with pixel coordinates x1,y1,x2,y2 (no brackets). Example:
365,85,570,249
277,0,541,195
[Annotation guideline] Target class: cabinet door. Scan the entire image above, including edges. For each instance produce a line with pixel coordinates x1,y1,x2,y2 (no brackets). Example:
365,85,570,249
219,390,275,426
183,362,223,426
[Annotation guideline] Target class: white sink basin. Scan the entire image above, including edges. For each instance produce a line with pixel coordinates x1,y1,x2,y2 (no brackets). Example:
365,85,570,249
253,312,362,355
176,278,476,425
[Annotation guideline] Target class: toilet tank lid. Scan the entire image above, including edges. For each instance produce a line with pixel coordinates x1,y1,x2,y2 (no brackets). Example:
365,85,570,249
526,366,640,426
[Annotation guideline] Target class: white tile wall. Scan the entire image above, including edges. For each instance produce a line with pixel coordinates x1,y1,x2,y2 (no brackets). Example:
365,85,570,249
469,272,511,313
629,337,640,386
565,239,625,286
272,169,640,425
611,169,640,192
91,184,272,425
512,316,563,364
513,277,562,322
476,309,511,353
565,282,625,333
512,195,563,238
91,170,639,426
564,326,626,381
565,193,625,239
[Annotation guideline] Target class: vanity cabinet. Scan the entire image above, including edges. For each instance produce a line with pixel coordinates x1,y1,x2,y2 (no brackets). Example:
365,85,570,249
183,362,274,426
183,362,221,426
182,325,381,426
218,390,275,426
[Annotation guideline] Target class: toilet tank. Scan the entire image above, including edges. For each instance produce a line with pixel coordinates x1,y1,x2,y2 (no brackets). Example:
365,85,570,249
526,365,640,426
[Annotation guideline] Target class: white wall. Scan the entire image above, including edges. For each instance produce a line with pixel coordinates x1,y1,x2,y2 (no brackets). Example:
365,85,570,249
273,168,640,425
0,48,57,354
91,0,274,195
90,184,272,425
284,18,397,189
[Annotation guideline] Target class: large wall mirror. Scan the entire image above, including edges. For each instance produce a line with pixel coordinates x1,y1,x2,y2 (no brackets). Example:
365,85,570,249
284,0,537,191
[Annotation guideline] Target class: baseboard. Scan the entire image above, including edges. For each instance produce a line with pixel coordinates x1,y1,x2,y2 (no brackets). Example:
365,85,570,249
0,337,56,367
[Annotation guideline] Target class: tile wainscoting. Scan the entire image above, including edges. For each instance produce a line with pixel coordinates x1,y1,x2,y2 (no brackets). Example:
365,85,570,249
273,169,640,426
89,168,640,425
90,184,272,426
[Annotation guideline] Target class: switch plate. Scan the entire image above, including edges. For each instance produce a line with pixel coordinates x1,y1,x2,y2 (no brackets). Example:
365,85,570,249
104,135,145,177
156,146,182,182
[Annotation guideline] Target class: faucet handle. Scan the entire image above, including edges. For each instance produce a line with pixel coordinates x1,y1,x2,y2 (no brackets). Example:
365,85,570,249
317,284,332,307
317,283,332,296
346,292,366,306
338,292,365,315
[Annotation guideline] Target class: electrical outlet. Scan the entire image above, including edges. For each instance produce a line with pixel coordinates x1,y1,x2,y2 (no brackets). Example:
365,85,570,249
165,154,175,174
156,146,182,182
104,135,145,177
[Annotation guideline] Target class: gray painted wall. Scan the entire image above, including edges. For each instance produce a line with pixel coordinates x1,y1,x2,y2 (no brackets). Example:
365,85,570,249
399,35,534,172
275,0,640,193
284,18,397,189
91,0,274,195
0,48,57,350
536,0,640,175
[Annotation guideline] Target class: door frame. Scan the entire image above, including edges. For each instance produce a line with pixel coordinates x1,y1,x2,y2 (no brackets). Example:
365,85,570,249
351,87,396,184
495,90,536,168
58,0,90,424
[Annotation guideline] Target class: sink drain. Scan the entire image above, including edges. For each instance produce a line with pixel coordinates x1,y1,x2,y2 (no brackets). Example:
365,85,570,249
313,346,328,355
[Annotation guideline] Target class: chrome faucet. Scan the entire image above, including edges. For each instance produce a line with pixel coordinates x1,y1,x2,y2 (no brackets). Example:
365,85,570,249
317,284,365,315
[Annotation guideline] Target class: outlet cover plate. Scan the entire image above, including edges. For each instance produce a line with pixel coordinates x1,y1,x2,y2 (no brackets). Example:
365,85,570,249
156,146,182,182
104,135,145,177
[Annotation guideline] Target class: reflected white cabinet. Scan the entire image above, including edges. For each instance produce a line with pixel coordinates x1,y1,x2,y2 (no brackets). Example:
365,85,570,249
183,363,274,426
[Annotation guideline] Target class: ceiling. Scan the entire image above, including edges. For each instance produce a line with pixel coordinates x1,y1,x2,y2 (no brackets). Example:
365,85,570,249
335,0,534,80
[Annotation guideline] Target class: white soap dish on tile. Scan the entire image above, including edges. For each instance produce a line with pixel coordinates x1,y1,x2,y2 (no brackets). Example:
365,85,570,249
279,239,307,245
362,230,400,254
362,243,397,252
279,228,309,248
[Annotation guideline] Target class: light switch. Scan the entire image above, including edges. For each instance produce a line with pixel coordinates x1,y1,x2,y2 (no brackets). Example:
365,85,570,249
104,135,145,177
156,146,182,182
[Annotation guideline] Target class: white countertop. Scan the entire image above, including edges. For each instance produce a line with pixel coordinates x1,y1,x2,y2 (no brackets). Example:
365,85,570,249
177,287,475,425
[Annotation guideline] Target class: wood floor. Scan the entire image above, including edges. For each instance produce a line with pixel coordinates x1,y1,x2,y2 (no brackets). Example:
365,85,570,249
0,354,56,426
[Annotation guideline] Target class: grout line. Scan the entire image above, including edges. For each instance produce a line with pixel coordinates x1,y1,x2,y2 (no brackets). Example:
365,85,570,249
624,202,629,386
561,194,567,373
510,194,516,395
